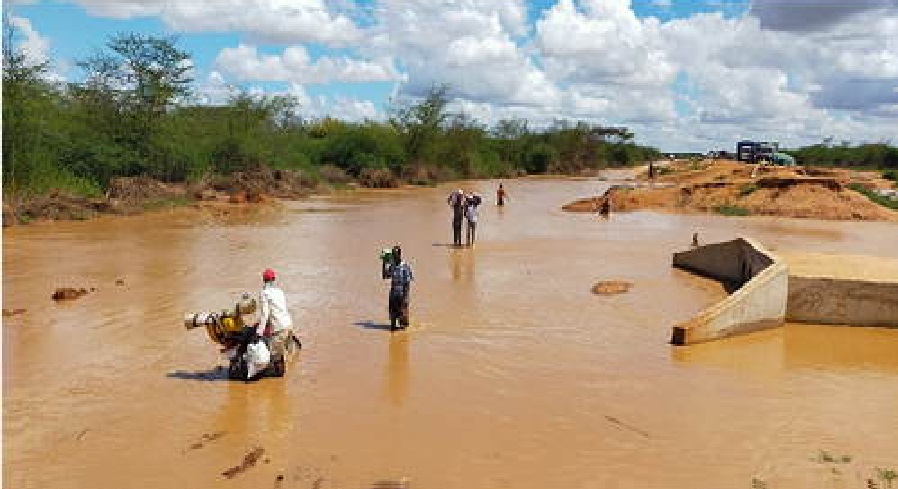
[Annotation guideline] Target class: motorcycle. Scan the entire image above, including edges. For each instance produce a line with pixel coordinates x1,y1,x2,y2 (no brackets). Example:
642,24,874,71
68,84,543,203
183,294,287,380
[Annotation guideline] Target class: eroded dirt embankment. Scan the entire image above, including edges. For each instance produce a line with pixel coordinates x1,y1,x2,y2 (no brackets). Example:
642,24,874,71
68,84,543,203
563,160,898,221
2,165,319,227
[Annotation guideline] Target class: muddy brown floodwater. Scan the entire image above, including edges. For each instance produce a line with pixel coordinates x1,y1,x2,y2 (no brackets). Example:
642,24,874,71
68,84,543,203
4,178,898,489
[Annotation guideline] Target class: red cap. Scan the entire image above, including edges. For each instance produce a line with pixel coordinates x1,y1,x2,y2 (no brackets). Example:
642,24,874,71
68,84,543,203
262,269,276,281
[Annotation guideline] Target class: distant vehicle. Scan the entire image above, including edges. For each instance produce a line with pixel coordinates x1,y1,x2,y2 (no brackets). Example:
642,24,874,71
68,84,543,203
771,152,796,166
737,141,778,164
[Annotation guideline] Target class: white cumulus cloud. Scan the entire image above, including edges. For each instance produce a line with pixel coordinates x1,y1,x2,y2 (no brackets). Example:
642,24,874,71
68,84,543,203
368,0,561,108
8,15,50,66
27,0,898,150
68,0,362,45
215,44,403,84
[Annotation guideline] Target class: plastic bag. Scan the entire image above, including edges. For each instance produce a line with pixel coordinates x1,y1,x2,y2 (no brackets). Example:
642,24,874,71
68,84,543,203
380,248,393,279
245,339,271,379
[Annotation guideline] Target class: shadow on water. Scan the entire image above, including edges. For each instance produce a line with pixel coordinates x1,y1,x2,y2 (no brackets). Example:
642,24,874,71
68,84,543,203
386,332,410,406
354,320,393,331
370,479,411,489
167,368,285,383
167,367,231,382
431,242,466,249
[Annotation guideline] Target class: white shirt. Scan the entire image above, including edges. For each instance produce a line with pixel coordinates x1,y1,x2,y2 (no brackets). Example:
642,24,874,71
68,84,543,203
257,283,293,334
465,203,479,223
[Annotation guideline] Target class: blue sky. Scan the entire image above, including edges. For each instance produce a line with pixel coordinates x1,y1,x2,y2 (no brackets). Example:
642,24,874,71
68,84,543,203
6,0,897,151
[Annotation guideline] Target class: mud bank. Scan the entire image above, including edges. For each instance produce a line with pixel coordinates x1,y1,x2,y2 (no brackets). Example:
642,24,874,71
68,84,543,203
3,165,339,227
562,160,898,221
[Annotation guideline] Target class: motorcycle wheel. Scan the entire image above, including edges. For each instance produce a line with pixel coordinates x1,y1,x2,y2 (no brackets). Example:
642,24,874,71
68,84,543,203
228,358,248,380
269,355,286,377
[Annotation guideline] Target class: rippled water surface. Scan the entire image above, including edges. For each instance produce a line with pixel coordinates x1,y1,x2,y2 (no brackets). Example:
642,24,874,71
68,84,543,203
4,178,898,488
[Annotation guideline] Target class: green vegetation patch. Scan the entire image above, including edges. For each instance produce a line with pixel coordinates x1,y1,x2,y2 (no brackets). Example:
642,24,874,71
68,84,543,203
739,184,759,196
4,27,663,206
848,183,898,210
785,143,898,169
714,204,750,216
875,468,898,488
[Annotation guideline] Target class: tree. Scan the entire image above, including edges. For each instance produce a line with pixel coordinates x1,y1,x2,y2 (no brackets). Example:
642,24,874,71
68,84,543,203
2,14,54,192
389,84,452,162
492,118,529,168
76,33,193,156
441,112,488,176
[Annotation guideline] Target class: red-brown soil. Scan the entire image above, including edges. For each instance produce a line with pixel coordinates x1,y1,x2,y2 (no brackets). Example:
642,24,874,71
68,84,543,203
564,160,898,222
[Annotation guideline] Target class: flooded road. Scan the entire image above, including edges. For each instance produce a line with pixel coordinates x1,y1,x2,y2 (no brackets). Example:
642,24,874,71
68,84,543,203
4,178,898,488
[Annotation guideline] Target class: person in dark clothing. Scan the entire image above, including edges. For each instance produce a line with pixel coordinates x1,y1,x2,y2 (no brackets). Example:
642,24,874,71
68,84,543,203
384,245,414,331
598,192,612,219
497,183,507,206
448,189,465,246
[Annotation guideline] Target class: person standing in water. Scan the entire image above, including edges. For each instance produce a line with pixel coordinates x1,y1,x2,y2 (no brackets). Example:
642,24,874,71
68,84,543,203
465,193,480,246
384,245,414,331
256,268,296,375
598,191,612,219
448,188,465,247
496,183,508,206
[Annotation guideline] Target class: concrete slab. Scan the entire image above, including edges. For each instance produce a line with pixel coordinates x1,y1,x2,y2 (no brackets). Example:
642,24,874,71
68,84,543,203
779,252,898,283
780,252,898,327
671,238,788,345
672,247,898,345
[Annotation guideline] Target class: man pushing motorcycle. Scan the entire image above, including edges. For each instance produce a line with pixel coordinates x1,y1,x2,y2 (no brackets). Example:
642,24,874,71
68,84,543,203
255,268,299,376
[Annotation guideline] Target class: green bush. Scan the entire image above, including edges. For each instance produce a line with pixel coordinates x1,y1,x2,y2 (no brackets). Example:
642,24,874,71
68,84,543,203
319,125,404,177
786,143,898,170
739,184,758,197
715,204,750,216
848,183,898,210
4,30,669,199
523,143,557,174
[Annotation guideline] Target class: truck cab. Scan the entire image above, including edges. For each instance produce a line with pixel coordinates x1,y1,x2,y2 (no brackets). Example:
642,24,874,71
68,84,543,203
737,141,778,163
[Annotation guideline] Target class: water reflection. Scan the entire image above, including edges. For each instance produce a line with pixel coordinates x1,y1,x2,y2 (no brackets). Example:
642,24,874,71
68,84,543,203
448,248,475,283
385,333,410,407
671,324,898,375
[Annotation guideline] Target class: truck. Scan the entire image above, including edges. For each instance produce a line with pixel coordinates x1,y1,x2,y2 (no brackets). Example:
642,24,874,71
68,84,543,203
737,141,778,164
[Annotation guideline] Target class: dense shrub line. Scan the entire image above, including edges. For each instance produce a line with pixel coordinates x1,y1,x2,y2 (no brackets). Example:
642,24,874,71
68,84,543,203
2,30,661,198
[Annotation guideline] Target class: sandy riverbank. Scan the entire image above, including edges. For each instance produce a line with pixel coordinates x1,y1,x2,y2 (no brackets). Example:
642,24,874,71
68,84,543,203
563,159,898,221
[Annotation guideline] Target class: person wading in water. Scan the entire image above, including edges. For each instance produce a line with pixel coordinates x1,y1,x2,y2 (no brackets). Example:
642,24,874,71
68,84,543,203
465,193,481,247
448,189,465,247
496,183,508,206
383,245,414,331
256,268,298,376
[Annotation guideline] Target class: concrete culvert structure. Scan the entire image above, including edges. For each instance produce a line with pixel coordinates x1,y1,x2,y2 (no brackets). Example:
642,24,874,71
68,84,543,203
671,239,898,345
670,238,788,345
